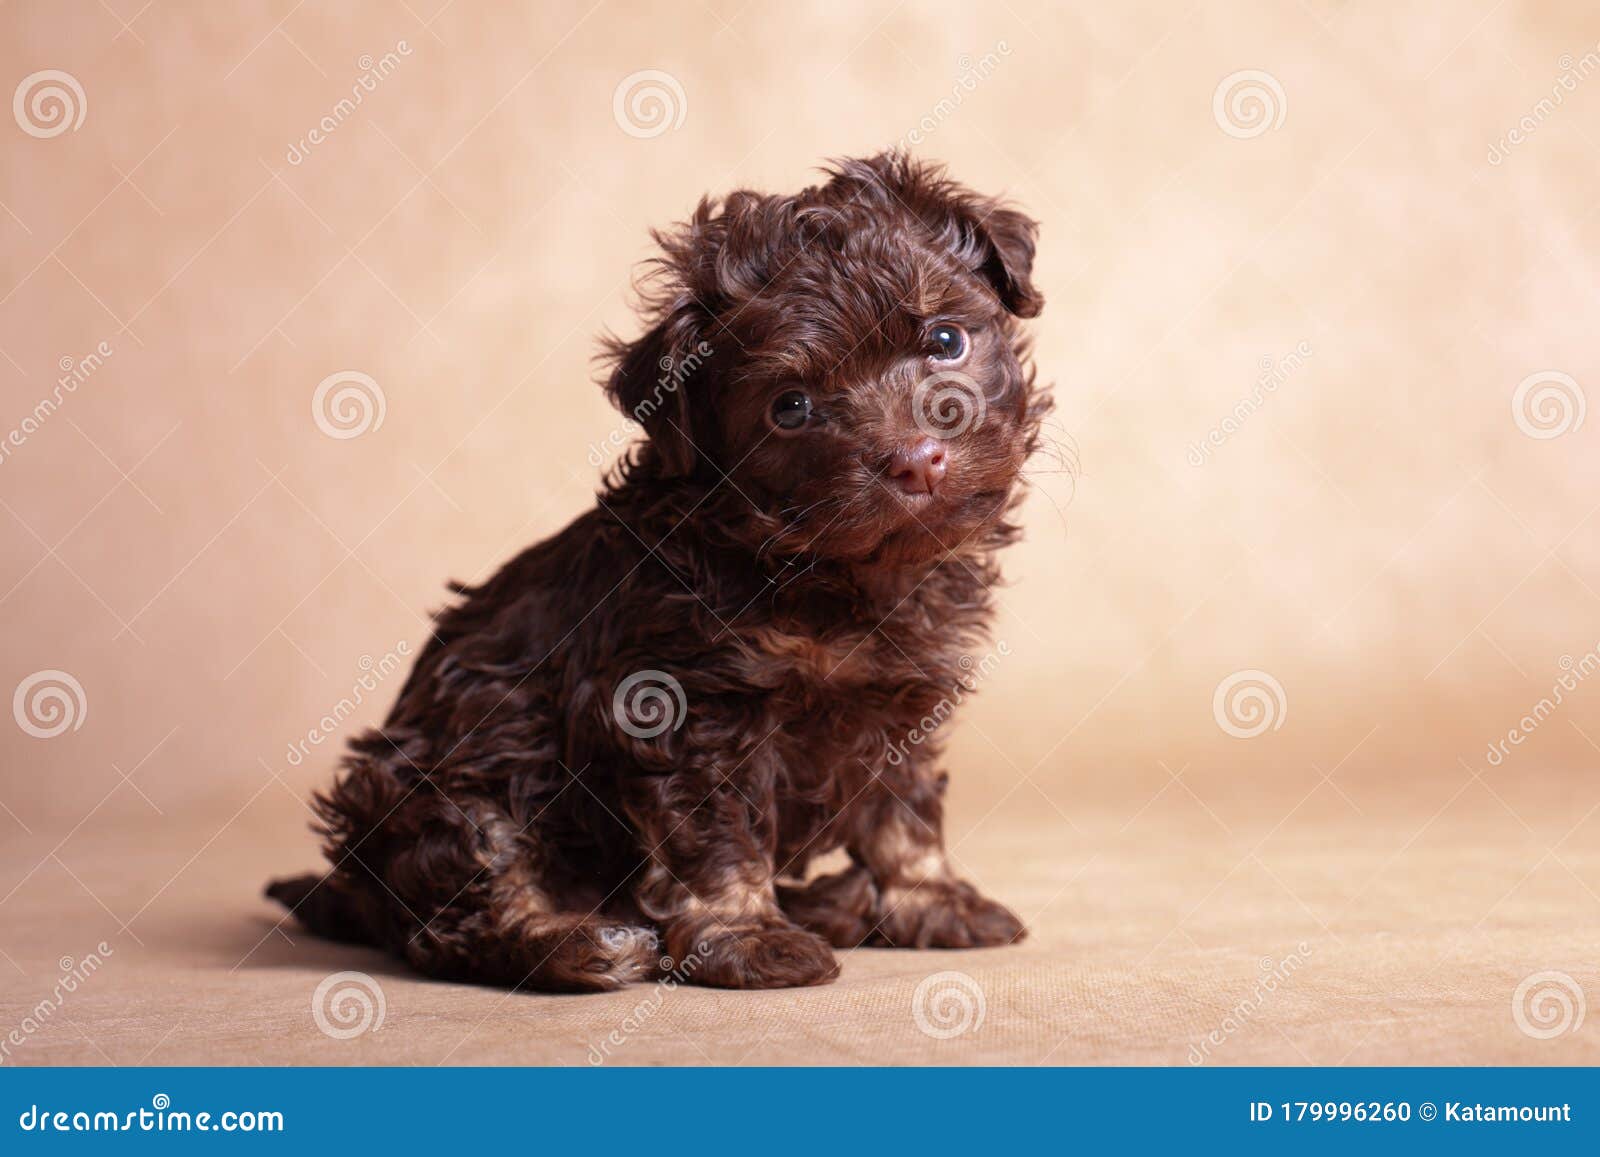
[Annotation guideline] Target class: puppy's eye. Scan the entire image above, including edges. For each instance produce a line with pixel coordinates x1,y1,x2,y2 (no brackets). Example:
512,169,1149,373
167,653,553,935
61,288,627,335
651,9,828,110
770,390,813,431
929,322,968,362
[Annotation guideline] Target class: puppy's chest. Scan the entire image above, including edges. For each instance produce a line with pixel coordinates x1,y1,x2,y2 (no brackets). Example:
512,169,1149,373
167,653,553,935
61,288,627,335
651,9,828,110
728,614,968,726
737,623,883,688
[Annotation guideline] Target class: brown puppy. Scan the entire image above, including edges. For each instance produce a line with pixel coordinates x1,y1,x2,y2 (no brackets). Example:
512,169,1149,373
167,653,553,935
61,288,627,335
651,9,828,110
268,152,1049,991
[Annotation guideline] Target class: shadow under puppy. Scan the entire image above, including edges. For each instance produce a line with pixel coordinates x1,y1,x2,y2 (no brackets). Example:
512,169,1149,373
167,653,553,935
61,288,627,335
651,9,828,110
268,151,1050,991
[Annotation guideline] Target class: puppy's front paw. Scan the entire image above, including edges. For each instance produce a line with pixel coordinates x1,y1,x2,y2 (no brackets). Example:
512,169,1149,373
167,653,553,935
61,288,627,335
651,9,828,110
873,879,1026,949
681,922,840,989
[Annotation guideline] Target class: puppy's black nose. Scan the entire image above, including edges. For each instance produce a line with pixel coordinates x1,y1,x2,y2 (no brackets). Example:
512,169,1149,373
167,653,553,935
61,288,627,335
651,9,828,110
887,438,948,495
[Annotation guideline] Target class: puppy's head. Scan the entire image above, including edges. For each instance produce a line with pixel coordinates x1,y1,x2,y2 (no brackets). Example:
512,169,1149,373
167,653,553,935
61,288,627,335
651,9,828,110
602,152,1048,566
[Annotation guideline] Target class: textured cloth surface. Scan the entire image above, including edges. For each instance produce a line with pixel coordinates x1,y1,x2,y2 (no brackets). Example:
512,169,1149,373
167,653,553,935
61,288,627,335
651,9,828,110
4,773,1597,1067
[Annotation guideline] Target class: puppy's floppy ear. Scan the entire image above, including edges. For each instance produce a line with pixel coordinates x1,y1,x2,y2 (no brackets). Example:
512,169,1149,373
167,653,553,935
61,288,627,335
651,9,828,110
600,308,704,478
964,200,1043,319
601,191,785,477
600,199,729,478
833,151,1043,318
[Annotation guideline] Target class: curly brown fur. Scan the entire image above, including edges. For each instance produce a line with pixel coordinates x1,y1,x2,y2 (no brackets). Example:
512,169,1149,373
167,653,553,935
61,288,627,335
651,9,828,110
268,151,1048,992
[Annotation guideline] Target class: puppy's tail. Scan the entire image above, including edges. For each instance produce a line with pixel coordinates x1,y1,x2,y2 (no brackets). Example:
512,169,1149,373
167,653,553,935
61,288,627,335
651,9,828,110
264,872,375,946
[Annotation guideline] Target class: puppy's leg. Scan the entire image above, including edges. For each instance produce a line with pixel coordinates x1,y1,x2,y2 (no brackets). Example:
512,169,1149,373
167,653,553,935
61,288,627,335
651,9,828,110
402,848,661,993
627,780,839,989
323,782,659,992
849,768,1026,949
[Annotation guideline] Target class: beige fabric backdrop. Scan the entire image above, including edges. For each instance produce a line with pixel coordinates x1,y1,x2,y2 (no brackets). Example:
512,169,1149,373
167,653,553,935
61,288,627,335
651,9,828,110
1,1,1597,1066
